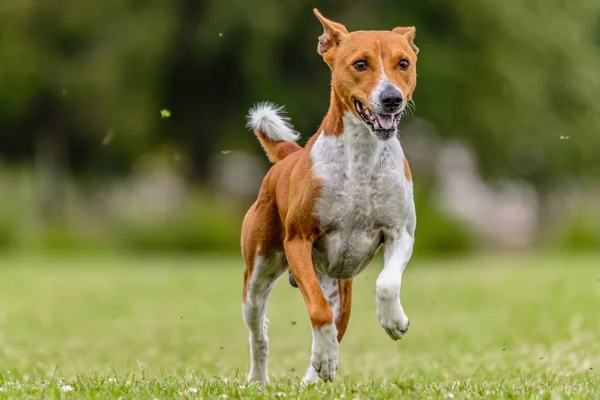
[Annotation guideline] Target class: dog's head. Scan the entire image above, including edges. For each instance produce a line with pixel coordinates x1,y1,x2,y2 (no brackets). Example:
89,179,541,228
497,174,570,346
314,9,419,141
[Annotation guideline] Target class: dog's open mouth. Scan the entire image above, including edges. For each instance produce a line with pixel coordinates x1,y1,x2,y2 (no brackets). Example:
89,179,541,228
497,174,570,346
354,100,401,139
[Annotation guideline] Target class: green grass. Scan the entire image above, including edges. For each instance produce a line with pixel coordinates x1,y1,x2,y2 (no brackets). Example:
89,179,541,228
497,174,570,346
0,253,598,399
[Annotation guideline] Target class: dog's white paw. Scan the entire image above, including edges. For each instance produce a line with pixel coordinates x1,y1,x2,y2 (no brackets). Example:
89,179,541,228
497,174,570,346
311,347,338,382
310,324,339,382
247,373,268,385
377,298,409,340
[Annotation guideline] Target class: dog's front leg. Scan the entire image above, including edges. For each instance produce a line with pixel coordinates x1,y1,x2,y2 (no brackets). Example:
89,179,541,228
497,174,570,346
284,237,339,383
376,227,415,340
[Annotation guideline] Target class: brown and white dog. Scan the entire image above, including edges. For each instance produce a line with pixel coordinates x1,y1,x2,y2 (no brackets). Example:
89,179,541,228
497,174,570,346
241,9,418,385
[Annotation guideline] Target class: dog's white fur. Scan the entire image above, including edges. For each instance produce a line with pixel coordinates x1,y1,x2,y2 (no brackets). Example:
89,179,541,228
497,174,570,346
242,250,287,383
246,102,299,142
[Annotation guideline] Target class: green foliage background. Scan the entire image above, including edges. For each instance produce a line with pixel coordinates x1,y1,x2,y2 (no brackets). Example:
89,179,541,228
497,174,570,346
1,0,599,254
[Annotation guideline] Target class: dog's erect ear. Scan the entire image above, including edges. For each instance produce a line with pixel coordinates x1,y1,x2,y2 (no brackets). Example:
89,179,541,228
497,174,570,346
313,9,349,57
393,26,419,55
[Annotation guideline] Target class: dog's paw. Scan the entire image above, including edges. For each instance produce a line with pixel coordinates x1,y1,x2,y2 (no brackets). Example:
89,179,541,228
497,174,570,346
377,299,409,341
247,372,268,385
311,350,338,382
247,334,269,384
310,324,339,382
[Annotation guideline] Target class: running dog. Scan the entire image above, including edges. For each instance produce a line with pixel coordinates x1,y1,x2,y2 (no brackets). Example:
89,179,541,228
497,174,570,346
241,8,419,385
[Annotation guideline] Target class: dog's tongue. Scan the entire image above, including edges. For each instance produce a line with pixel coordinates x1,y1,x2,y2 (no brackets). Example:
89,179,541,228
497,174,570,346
376,114,394,130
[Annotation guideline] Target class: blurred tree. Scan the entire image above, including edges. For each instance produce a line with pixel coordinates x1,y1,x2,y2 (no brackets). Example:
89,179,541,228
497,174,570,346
413,0,600,192
1,0,599,195
0,0,175,173
0,0,176,218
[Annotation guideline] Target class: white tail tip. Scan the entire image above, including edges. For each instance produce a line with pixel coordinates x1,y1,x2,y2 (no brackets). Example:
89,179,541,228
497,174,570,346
246,102,299,142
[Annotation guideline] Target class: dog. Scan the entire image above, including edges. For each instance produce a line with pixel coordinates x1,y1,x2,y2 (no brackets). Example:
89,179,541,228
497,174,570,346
241,8,418,385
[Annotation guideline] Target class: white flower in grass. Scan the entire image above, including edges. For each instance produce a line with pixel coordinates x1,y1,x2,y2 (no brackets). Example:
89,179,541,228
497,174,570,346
188,387,198,394
60,384,73,393
275,392,286,397
444,394,454,399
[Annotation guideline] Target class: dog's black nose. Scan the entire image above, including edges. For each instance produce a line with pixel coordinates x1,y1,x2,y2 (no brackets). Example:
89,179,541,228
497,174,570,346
380,87,403,111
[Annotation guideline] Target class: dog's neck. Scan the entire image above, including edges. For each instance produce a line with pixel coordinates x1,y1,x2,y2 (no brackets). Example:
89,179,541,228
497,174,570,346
319,90,347,137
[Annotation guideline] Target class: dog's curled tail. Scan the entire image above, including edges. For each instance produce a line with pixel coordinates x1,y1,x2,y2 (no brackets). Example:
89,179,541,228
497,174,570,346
247,102,302,163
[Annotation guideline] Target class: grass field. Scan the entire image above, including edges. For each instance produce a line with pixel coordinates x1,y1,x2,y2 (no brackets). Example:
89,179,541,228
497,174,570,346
0,253,598,399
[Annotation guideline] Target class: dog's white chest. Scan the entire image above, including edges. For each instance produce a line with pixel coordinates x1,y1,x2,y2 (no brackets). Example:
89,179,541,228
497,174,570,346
310,120,414,279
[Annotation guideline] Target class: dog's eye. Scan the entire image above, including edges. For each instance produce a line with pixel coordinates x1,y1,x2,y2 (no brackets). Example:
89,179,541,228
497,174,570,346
353,60,368,71
398,59,410,70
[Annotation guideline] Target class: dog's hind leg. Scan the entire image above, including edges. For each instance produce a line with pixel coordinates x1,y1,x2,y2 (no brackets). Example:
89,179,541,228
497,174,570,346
301,275,353,385
242,250,286,384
